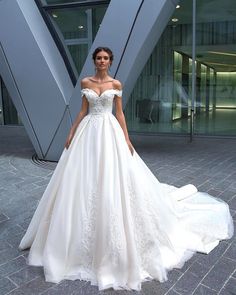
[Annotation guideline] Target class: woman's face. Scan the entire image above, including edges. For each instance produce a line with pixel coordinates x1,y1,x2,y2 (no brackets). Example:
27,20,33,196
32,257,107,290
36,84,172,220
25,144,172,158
94,50,111,71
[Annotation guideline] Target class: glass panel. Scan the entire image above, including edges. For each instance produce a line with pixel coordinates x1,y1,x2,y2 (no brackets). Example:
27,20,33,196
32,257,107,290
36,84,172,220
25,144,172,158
173,51,182,120
0,77,3,125
195,0,236,135
48,5,107,74
44,0,92,4
0,76,22,125
68,44,88,74
125,1,192,134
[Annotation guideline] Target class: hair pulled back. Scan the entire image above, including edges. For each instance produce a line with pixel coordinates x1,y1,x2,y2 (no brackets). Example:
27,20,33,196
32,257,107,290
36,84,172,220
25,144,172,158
92,47,114,64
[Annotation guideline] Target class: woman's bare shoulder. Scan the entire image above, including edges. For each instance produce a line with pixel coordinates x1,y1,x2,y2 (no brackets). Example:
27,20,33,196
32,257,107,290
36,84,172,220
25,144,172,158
112,79,122,90
81,77,92,88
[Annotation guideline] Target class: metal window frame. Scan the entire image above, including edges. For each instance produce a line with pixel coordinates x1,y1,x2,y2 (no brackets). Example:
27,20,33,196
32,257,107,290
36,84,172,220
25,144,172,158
42,1,110,10
190,0,196,141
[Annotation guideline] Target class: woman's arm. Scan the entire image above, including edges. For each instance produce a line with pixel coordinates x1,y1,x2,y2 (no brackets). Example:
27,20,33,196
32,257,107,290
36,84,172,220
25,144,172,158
65,81,89,149
114,82,134,155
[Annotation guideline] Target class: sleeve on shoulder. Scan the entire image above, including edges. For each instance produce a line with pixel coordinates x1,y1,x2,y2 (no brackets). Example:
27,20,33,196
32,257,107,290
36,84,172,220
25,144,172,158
115,89,123,97
81,89,87,97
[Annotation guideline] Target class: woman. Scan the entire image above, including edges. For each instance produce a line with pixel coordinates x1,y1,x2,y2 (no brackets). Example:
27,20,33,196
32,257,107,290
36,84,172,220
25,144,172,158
19,47,233,291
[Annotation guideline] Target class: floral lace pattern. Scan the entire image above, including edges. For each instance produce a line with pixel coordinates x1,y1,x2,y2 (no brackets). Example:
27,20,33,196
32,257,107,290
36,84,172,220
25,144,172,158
107,211,124,265
78,184,99,268
81,88,122,115
127,178,156,268
127,175,172,274
81,88,122,128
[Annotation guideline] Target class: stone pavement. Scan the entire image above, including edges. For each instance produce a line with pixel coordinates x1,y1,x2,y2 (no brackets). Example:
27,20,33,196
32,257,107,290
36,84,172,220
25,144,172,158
0,126,235,295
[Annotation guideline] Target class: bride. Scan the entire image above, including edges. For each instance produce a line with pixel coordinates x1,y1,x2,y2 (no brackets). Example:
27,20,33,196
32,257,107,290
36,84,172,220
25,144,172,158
19,46,234,291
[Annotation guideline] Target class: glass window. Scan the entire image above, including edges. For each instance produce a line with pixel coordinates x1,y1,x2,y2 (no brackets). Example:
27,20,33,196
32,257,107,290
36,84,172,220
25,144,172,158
0,76,22,125
47,5,107,74
43,0,92,4
124,2,193,134
195,0,236,135
125,0,236,137
0,78,3,125
173,51,183,120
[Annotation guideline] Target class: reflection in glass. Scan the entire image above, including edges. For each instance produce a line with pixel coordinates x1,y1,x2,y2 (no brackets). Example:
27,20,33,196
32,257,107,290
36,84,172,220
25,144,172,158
125,0,236,136
125,2,192,134
48,5,107,74
44,0,89,4
173,51,182,120
195,0,236,135
68,43,88,74
0,77,22,125
0,78,3,125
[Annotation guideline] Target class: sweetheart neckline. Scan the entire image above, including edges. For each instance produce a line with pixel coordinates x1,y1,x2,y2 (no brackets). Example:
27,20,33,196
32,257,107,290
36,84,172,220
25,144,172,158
81,88,121,98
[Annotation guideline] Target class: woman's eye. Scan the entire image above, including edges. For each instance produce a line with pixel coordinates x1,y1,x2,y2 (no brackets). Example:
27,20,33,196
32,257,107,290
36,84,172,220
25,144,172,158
96,56,109,61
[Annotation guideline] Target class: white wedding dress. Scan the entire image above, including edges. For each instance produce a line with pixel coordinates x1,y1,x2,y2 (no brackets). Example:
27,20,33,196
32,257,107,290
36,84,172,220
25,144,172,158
19,88,233,291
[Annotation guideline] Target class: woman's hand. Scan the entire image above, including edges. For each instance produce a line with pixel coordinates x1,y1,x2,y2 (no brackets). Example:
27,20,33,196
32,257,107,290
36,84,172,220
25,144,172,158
64,95,88,150
126,139,134,155
65,133,73,149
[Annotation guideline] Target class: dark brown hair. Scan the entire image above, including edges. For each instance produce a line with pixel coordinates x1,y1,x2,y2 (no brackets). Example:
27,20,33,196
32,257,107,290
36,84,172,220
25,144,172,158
92,47,114,64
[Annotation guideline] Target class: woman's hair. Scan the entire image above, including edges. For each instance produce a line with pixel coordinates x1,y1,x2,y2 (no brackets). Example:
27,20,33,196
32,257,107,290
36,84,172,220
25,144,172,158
92,47,114,64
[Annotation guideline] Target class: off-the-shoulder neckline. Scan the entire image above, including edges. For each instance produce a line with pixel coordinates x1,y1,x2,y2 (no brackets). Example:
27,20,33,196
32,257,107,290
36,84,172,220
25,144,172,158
88,78,114,84
81,88,122,97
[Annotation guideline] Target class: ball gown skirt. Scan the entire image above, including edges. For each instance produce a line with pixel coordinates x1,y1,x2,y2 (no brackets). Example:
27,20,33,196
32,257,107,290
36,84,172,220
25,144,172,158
19,89,234,291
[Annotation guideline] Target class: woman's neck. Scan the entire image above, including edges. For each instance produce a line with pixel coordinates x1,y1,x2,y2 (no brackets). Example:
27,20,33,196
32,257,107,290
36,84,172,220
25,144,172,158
93,70,112,82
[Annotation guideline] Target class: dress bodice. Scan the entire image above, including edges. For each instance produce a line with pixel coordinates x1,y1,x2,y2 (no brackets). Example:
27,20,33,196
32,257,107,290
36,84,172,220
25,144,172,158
81,88,122,115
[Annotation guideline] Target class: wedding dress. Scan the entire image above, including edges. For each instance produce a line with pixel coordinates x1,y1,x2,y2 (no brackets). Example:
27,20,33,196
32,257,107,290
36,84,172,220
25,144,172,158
19,88,233,291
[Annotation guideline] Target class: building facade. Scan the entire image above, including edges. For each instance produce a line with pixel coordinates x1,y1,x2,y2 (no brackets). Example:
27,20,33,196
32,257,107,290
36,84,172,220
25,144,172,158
0,0,236,160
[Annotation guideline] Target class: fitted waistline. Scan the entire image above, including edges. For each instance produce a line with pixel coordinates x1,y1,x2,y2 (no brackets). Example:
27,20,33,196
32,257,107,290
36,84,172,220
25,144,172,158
88,111,112,115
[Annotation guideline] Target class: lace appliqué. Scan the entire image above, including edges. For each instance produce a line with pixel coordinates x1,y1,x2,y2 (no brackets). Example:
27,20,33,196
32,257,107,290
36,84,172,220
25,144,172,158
127,177,163,269
81,88,122,116
76,185,124,268
88,114,103,130
107,211,124,265
77,185,99,270
81,88,120,129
